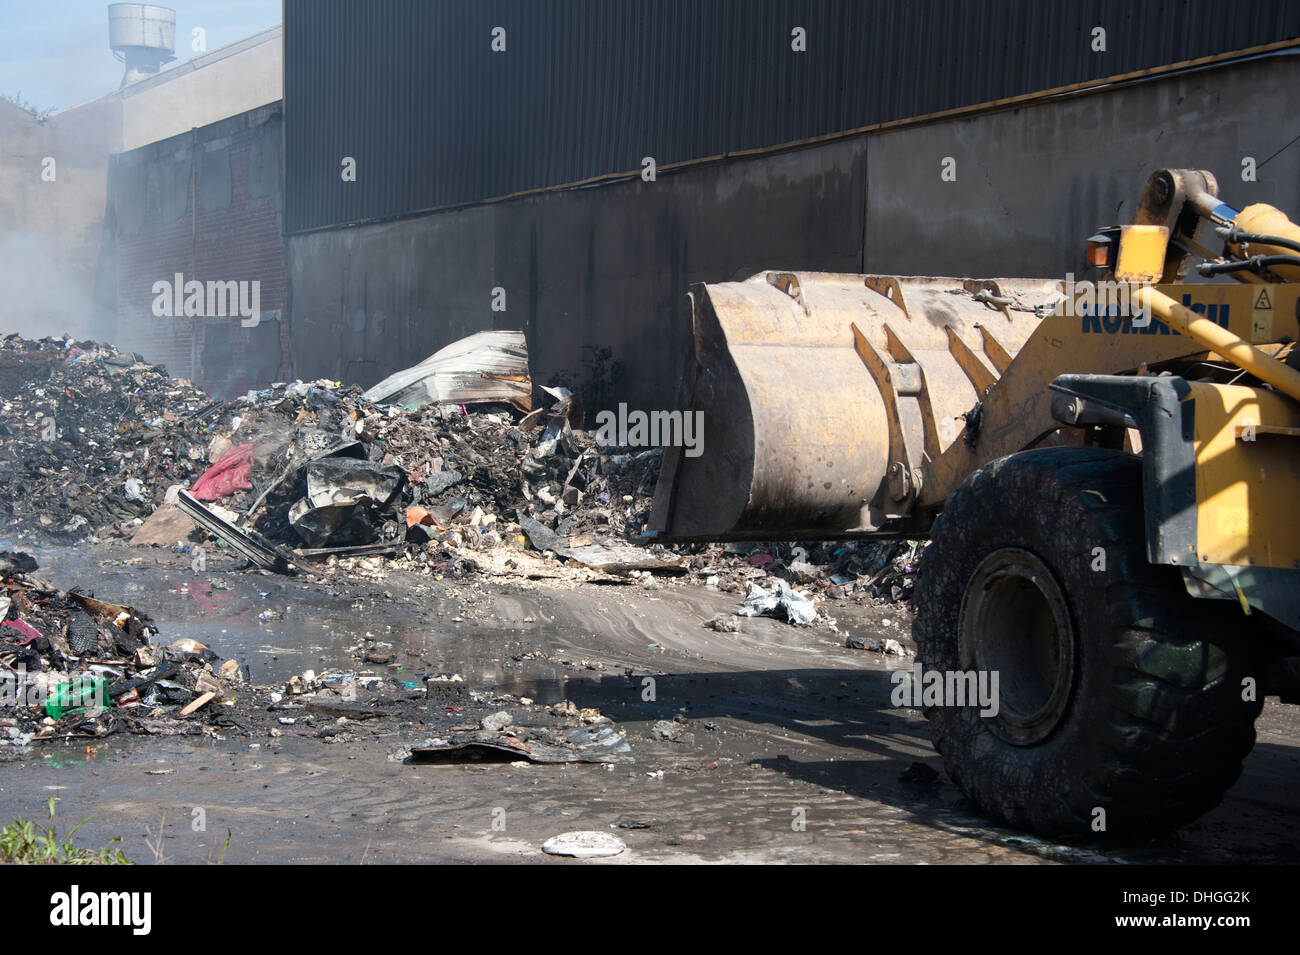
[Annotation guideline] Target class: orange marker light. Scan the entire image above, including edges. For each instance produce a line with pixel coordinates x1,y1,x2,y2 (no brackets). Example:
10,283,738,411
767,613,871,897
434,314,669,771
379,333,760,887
1086,237,1112,268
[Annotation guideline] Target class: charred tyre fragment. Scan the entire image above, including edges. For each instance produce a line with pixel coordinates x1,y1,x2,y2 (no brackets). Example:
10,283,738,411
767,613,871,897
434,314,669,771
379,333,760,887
913,447,1261,837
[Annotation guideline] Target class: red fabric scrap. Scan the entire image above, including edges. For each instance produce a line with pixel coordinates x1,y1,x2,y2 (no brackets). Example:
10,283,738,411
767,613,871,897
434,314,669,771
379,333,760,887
2,618,43,644
190,443,255,501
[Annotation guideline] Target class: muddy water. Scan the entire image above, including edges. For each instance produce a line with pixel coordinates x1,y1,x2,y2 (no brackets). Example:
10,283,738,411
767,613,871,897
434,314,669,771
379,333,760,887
3,542,1298,864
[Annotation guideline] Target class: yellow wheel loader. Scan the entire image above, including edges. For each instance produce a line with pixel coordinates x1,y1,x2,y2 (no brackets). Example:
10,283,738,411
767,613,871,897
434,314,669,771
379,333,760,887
650,168,1300,836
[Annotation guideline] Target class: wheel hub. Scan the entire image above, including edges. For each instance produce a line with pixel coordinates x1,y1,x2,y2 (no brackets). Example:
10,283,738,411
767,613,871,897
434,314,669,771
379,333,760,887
959,548,1076,746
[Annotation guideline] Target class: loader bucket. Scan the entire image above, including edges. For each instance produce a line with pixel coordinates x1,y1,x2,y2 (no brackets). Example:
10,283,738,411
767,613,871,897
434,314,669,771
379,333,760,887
649,272,1058,541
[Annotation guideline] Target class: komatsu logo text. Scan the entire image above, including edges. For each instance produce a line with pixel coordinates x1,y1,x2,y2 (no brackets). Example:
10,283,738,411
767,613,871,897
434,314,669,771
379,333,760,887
1080,294,1229,335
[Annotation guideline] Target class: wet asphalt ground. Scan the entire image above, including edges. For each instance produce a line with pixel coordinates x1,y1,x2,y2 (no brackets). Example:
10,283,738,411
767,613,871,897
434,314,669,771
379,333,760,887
1,542,1298,864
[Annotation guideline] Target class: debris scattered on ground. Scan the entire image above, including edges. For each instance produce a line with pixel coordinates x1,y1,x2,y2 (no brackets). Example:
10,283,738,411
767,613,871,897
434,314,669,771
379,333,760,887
541,830,627,858
737,578,818,625
424,673,467,704
652,719,685,741
705,613,741,632
407,720,633,765
1,546,649,760
176,490,298,574
550,700,579,718
0,551,245,742
846,635,911,656
398,699,632,765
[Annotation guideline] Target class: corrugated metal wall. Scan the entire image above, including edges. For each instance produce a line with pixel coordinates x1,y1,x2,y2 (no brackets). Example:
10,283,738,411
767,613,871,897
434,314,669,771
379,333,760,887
283,0,1300,234
110,106,289,398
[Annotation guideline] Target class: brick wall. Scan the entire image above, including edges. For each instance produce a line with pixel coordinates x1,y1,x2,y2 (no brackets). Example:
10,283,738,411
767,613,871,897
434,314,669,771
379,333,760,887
111,103,288,400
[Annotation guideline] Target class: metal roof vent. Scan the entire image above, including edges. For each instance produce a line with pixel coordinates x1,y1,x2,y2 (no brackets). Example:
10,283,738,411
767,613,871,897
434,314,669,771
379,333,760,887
108,3,176,88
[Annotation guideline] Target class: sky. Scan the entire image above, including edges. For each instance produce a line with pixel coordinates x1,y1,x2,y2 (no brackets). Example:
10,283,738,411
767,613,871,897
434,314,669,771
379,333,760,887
0,0,281,114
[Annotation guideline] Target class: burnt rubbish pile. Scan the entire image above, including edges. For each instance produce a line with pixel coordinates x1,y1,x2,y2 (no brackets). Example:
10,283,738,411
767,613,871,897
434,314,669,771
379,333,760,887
0,333,664,573
0,333,918,608
0,334,212,537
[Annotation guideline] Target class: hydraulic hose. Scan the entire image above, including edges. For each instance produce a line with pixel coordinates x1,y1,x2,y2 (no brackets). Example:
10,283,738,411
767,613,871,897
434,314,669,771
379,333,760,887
1132,286,1300,404
1197,254,1300,277
1216,227,1300,256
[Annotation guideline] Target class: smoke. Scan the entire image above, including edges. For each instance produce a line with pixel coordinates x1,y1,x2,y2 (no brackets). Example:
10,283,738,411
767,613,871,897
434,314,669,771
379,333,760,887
0,227,103,341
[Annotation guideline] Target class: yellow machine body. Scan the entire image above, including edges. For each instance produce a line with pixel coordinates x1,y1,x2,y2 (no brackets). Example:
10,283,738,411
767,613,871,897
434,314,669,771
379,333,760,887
650,167,1300,609
1188,380,1300,571
651,271,1300,538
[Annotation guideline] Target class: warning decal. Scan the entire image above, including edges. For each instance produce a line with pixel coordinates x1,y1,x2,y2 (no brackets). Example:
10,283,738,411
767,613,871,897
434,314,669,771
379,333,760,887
1251,286,1275,340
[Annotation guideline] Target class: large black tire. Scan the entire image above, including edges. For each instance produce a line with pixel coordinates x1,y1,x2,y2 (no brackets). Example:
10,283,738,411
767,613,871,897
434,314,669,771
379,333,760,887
913,447,1261,837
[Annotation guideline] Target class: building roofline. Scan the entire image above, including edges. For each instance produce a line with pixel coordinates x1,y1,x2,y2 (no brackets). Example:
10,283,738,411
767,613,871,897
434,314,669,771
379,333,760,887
54,23,281,116
119,24,282,99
